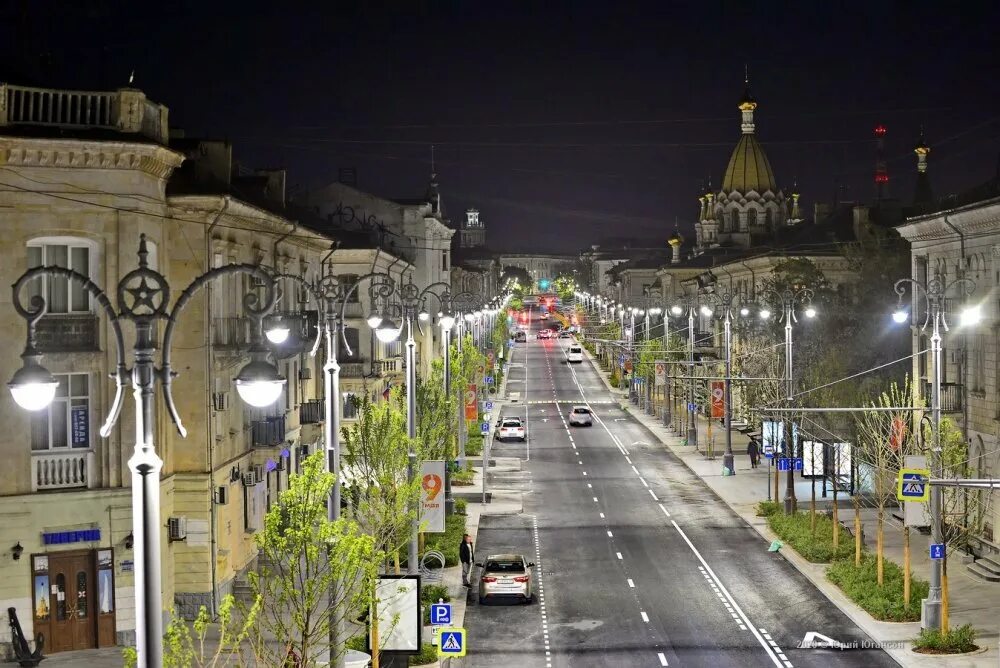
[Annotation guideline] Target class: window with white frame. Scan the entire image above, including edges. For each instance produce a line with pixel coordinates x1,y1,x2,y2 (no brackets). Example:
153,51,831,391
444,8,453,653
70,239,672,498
31,373,91,451
972,334,986,392
27,241,94,314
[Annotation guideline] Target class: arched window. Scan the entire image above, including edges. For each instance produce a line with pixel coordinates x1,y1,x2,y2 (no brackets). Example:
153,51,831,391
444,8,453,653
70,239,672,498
747,209,757,227
716,210,724,228
729,210,739,231
765,208,774,229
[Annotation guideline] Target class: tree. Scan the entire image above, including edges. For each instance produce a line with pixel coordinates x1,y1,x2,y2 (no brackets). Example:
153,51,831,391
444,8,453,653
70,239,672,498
500,266,531,289
855,379,919,586
416,360,455,461
552,275,576,302
341,391,422,572
248,451,379,667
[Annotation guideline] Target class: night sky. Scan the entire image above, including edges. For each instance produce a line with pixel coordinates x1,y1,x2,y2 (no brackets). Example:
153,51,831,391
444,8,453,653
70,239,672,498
5,1,1000,252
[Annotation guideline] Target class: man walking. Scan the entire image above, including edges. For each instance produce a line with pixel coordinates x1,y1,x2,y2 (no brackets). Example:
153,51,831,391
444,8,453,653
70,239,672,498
747,437,760,469
459,533,475,587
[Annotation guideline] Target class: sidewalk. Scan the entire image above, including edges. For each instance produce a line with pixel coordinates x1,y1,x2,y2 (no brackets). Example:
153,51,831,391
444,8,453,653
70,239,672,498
582,345,998,668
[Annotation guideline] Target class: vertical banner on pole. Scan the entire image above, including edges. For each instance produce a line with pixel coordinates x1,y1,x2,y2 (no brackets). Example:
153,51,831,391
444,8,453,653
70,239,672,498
420,461,446,533
654,361,666,387
710,381,725,419
464,384,478,421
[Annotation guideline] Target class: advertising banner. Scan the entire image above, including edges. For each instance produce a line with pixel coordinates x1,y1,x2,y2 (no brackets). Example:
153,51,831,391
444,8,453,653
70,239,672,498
420,461,446,533
710,381,725,419
371,575,421,653
654,361,666,387
464,384,478,420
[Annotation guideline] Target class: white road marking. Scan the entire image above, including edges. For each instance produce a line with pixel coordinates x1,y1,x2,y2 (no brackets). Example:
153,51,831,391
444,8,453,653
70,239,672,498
673,521,784,667
627,578,635,588
641,611,650,623
599,512,605,519
658,503,671,517
607,531,613,537
593,497,598,503
658,652,668,666
616,552,623,560
630,465,639,474
625,456,633,464
649,489,658,500
639,477,649,488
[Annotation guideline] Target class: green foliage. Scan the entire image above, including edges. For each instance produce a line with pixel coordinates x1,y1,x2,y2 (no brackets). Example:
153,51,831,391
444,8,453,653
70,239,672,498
416,360,455,461
249,452,378,665
455,498,468,515
420,585,451,624
421,512,468,566
452,464,475,485
756,500,781,517
552,275,576,301
609,373,621,389
913,624,979,654
409,642,440,665
766,511,856,562
827,555,928,621
465,434,484,456
341,391,421,559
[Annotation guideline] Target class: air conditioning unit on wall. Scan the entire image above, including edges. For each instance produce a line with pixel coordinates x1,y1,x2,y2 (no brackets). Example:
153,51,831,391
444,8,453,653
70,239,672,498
167,517,187,542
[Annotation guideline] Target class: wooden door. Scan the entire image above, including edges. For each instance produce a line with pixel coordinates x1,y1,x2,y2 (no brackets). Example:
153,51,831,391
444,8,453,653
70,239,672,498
47,553,95,652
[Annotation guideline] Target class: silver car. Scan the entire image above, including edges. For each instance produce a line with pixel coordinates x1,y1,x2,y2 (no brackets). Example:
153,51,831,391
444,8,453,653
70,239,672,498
568,405,593,426
477,553,535,604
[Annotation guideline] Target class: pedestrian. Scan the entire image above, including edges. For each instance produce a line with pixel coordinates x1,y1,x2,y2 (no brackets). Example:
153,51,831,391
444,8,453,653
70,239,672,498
459,533,475,587
747,438,759,469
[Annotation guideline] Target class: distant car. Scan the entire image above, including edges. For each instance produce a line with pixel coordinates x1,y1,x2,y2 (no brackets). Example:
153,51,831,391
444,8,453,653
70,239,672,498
566,344,583,363
537,330,552,340
496,418,526,442
568,405,593,426
477,554,535,604
514,331,526,342
540,312,549,320
558,330,572,339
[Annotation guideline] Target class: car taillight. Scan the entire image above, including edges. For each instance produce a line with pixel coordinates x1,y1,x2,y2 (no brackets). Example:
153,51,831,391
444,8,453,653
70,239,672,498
513,576,529,583
482,576,497,583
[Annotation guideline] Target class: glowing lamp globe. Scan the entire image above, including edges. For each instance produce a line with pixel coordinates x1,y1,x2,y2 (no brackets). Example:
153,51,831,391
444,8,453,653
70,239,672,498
892,310,908,324
8,357,59,411
671,305,683,316
375,318,401,343
760,309,772,320
234,360,286,408
960,305,982,327
804,307,817,319
440,314,456,331
265,325,290,344
366,314,383,329
700,305,713,317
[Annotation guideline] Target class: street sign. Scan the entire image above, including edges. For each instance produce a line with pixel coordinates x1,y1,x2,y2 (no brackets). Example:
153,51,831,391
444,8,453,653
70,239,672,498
896,467,931,503
430,603,452,626
687,402,696,412
777,458,800,472
438,627,467,657
794,458,804,471
930,543,945,560
485,401,494,411
763,443,775,458
480,422,490,435
485,376,494,385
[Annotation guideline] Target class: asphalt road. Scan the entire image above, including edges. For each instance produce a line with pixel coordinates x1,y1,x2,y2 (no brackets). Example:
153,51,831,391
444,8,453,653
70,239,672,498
463,312,899,668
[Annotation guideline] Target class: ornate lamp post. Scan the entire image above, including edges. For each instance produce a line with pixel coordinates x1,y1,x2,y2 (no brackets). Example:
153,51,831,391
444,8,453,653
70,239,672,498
892,275,978,632
670,298,701,447
701,290,745,476
8,235,285,667
759,287,815,514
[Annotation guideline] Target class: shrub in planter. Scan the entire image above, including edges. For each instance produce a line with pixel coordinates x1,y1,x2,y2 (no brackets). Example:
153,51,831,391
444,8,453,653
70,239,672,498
756,500,781,517
455,498,468,515
913,624,979,654
826,555,927,622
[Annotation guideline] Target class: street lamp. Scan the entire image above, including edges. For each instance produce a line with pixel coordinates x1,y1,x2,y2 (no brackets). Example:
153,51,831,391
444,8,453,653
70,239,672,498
7,235,282,667
892,275,977,632
702,290,745,476
672,297,700,447
760,287,815,515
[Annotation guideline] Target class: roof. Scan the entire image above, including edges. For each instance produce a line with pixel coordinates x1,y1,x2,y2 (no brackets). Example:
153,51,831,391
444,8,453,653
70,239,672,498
721,133,777,194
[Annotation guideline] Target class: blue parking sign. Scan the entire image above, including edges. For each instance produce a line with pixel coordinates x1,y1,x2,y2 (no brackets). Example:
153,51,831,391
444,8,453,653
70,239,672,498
485,401,494,411
930,543,945,560
430,603,452,626
480,422,490,435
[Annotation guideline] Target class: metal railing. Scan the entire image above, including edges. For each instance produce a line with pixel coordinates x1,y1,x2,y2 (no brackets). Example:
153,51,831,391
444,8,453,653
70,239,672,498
340,361,368,378
926,382,963,412
31,451,95,492
251,416,286,447
299,399,323,424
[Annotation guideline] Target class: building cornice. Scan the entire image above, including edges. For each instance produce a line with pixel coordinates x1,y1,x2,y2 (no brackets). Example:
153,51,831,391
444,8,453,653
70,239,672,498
0,135,184,179
897,198,1000,243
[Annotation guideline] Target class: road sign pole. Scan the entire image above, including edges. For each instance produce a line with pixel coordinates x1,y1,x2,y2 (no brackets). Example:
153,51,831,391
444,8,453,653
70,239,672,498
925,296,944,632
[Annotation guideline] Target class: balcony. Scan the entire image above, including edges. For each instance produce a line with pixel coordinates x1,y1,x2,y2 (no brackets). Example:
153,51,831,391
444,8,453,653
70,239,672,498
31,451,95,492
341,302,363,319
340,360,368,378
213,317,253,349
36,315,99,353
925,382,963,413
251,416,286,447
299,399,323,424
380,357,403,374
1,84,169,143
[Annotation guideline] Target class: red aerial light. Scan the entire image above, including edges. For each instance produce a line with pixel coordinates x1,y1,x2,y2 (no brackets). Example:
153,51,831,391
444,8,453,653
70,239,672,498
874,124,887,137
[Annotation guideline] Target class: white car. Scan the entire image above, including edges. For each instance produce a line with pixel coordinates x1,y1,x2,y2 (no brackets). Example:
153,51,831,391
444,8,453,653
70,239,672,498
566,344,583,363
568,405,593,426
497,418,526,442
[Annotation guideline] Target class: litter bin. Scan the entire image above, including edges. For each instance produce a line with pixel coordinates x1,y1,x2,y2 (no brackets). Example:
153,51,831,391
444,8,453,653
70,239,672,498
345,650,372,668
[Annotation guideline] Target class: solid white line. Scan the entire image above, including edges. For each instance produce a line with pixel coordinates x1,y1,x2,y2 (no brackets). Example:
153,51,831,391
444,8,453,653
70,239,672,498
640,611,649,623
658,503,671,518
671,520,783,667
657,652,668,666
627,578,635,588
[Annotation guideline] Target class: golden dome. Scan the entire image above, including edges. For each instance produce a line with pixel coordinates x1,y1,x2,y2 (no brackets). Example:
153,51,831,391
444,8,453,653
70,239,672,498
721,133,777,193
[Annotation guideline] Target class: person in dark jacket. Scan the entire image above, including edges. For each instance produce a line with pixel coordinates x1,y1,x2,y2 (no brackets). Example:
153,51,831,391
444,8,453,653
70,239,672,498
460,534,475,586
747,438,760,469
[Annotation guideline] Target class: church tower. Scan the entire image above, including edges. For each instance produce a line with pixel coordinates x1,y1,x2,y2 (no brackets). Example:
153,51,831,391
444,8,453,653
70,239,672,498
460,208,486,248
913,129,933,206
698,73,787,250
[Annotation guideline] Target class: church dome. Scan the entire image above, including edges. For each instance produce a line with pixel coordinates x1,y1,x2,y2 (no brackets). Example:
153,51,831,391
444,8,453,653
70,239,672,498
721,133,777,193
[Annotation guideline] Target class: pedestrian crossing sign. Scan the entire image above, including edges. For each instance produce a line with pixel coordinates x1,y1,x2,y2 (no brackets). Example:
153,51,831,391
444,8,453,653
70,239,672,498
896,467,931,502
438,627,467,657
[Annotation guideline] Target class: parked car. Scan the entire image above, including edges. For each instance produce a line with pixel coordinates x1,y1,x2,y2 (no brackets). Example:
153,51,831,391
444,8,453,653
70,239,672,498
496,417,526,442
568,405,593,426
477,554,535,604
566,344,583,363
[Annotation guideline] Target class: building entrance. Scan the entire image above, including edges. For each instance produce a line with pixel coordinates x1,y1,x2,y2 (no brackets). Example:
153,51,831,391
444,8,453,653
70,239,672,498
31,548,116,653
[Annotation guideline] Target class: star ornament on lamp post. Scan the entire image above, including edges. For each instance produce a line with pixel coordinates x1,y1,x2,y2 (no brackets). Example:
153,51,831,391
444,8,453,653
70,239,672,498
8,234,283,667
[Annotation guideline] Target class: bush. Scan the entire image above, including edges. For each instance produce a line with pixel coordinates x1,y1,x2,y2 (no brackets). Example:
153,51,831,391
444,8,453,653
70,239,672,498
827,555,928,622
409,642,439,666
455,498,468,515
756,500,781,517
766,510,856,562
452,467,475,485
609,374,621,388
913,624,979,654
465,434,484,457
421,583,451,604
422,512,467,566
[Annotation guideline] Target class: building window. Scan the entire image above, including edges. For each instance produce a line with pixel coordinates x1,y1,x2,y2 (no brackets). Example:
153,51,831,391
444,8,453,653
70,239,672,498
441,251,449,272
972,334,986,392
338,275,359,303
27,242,93,314
31,373,90,451
747,209,757,227
339,327,360,361
765,208,774,228
729,210,739,231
